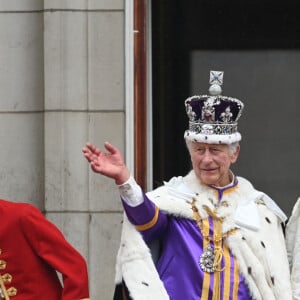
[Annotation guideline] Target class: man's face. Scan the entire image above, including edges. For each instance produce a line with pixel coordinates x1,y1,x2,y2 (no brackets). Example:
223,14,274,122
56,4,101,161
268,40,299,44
189,142,240,187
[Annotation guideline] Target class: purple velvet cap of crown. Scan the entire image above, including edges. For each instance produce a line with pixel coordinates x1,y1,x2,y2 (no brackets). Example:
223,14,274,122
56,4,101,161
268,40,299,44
184,94,244,144
186,95,243,122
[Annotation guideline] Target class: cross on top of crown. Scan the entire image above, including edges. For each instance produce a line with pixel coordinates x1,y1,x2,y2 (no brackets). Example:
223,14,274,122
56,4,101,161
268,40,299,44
209,71,224,86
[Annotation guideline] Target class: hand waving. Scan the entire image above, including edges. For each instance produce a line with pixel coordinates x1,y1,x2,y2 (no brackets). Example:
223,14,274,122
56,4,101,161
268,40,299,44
82,142,130,184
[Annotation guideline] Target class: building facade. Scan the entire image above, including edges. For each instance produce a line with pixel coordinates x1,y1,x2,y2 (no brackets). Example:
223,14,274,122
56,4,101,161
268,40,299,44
1,1,300,299
0,0,134,298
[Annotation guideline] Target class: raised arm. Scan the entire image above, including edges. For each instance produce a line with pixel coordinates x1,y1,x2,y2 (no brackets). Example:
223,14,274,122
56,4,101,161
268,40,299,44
82,142,130,185
83,141,168,242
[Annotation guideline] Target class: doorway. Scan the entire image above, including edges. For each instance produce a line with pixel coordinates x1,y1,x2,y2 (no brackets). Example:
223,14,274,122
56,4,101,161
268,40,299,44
151,0,300,214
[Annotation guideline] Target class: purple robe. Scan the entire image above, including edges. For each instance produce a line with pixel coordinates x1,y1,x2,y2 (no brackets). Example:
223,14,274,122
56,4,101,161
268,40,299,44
122,180,252,300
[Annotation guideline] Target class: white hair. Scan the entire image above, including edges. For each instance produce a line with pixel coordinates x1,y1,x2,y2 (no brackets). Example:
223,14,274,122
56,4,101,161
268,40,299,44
185,140,239,156
228,142,239,155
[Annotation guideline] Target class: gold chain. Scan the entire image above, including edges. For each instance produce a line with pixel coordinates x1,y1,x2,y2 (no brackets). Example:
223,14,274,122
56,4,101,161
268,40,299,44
188,198,238,272
188,198,238,300
189,199,238,241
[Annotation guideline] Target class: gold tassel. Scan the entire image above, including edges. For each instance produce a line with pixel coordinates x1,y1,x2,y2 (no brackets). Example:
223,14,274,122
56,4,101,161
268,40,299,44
212,218,223,300
213,270,221,300
213,246,224,270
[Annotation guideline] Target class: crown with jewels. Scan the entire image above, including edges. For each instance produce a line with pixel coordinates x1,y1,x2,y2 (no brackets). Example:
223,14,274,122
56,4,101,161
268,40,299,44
184,71,244,144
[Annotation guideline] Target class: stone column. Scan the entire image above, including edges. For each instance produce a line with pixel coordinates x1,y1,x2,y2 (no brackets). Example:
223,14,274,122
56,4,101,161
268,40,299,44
0,1,44,208
44,0,125,298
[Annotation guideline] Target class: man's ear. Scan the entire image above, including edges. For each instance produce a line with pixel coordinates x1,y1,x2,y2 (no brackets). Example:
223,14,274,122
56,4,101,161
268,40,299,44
230,144,240,164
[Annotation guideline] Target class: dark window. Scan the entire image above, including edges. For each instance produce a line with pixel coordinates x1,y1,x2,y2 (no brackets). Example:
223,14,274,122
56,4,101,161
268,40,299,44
152,0,300,214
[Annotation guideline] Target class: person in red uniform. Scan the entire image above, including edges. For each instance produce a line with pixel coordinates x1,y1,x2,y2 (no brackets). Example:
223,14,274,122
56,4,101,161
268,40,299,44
0,199,90,300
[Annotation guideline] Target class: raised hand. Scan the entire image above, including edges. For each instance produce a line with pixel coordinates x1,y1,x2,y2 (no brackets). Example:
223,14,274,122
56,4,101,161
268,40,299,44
82,142,130,184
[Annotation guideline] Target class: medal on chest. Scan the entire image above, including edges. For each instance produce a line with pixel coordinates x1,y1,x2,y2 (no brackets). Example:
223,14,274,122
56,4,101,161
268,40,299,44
200,245,216,273
188,199,238,273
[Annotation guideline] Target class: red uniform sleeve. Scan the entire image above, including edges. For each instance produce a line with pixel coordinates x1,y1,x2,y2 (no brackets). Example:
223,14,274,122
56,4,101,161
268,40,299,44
19,204,89,300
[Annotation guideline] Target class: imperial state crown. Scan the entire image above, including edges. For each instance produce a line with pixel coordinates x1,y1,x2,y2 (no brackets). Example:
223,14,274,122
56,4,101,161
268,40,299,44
184,71,244,144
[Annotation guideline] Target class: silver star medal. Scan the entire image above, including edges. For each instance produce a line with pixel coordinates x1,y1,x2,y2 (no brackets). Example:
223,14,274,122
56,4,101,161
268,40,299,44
199,245,216,273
